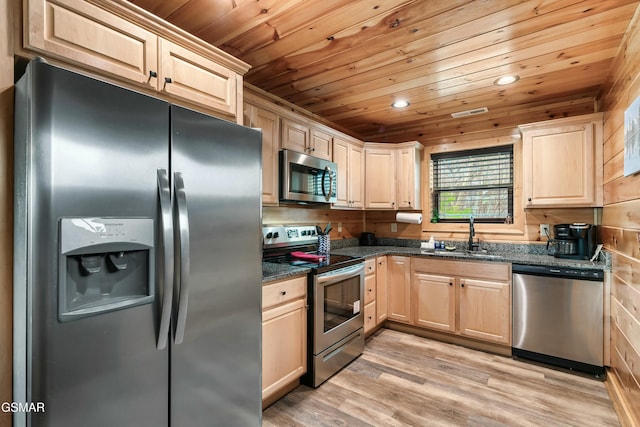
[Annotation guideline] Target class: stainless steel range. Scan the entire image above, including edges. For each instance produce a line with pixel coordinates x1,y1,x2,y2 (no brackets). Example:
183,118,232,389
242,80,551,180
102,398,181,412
263,225,365,387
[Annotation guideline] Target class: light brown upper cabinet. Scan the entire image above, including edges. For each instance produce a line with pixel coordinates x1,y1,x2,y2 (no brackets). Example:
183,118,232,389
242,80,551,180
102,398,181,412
519,113,603,207
158,39,240,118
333,137,364,209
364,146,396,209
281,117,332,161
396,143,422,210
364,141,423,210
22,0,248,122
245,102,280,206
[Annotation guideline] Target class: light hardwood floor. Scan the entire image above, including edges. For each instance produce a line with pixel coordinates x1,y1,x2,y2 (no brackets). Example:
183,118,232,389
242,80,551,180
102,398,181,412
262,329,620,426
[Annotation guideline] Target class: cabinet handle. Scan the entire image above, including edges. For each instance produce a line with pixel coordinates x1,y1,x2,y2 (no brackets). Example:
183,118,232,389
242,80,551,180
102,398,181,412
528,197,532,202
368,316,372,320
449,282,453,286
461,283,465,288
280,291,286,296
164,77,173,89
149,70,157,78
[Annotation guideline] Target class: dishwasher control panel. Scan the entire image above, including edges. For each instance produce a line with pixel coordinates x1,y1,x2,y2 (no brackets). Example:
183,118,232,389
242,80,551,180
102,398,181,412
512,264,603,281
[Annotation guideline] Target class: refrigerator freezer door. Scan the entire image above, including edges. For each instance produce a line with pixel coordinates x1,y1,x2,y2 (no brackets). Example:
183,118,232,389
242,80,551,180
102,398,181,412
14,61,169,426
169,106,262,426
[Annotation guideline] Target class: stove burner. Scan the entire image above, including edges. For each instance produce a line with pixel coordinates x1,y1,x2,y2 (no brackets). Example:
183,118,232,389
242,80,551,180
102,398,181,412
265,251,361,274
262,225,362,273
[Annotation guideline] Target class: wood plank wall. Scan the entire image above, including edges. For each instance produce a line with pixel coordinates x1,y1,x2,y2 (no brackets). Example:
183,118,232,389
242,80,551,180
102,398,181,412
263,206,364,241
599,5,640,425
367,134,599,245
0,0,13,425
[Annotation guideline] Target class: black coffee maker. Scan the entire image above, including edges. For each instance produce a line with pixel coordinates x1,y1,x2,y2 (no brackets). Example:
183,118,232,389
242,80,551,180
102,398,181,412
547,223,597,260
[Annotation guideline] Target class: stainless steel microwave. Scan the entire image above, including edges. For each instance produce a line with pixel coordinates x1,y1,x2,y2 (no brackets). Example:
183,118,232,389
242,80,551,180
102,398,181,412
280,149,337,204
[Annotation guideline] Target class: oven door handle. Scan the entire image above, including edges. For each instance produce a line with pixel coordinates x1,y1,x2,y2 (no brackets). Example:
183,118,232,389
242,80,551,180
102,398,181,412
317,263,364,285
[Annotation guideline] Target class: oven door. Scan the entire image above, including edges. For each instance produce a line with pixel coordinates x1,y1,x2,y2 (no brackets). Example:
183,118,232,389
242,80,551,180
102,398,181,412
313,263,364,354
280,149,337,203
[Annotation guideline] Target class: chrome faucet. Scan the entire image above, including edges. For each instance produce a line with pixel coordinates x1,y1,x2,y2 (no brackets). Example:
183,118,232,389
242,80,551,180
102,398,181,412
468,215,475,251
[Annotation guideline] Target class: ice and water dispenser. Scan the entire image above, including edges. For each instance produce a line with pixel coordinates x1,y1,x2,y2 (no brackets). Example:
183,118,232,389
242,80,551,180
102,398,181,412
58,217,154,322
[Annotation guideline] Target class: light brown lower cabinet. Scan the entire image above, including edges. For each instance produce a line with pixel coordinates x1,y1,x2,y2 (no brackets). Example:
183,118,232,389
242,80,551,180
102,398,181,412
261,276,307,402
414,272,456,332
387,256,412,323
376,256,388,323
411,258,511,346
363,256,389,335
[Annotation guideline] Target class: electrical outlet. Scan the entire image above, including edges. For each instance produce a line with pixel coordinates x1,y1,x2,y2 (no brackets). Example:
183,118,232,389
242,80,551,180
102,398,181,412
337,222,342,233
540,224,550,238
391,223,398,232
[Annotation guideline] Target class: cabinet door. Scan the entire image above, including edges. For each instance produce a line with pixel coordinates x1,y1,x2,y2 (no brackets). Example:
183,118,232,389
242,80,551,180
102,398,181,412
413,273,456,332
159,39,239,119
311,129,333,160
376,256,388,324
364,301,377,334
25,0,158,87
387,256,411,323
365,147,396,209
349,144,365,208
396,146,417,209
521,117,601,207
246,104,280,205
262,298,307,400
281,118,310,154
332,138,350,207
459,278,511,345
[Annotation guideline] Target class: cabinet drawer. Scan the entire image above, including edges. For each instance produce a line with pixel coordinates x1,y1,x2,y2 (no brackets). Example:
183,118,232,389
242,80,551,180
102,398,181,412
364,301,377,334
262,276,306,310
364,273,376,305
364,258,376,275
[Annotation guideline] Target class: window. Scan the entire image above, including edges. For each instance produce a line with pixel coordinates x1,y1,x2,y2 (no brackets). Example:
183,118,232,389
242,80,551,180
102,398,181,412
430,145,513,223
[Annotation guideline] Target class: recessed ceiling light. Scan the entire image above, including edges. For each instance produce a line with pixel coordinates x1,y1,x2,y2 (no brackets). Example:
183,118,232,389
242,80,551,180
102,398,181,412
494,75,520,86
391,100,410,108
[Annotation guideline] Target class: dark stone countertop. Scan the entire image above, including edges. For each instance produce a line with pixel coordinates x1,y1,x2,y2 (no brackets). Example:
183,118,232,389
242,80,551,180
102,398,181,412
329,245,609,271
262,244,608,283
262,262,310,283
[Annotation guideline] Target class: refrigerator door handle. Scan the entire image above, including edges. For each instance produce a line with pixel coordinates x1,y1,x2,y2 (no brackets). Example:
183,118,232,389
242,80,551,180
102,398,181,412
157,169,174,350
173,172,191,345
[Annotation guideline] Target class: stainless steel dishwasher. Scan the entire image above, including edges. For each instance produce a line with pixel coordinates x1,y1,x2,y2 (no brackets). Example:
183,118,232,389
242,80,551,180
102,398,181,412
512,264,605,377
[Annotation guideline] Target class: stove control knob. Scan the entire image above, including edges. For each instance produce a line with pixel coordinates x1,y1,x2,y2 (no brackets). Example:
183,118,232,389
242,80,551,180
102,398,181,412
273,232,280,238
266,232,273,239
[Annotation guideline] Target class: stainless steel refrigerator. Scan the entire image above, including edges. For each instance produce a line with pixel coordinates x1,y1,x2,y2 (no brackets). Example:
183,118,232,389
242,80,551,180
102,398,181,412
13,60,262,426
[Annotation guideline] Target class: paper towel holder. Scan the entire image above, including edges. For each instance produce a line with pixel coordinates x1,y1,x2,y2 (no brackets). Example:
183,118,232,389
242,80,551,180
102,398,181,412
396,212,423,224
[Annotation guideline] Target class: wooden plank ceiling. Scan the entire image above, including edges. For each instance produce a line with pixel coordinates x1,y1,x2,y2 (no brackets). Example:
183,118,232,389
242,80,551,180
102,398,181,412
128,0,640,144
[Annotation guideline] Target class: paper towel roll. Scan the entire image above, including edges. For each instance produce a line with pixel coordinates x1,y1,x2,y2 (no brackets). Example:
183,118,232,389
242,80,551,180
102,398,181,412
396,212,423,224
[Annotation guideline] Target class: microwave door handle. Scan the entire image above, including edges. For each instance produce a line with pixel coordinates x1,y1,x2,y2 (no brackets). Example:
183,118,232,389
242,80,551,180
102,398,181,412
156,169,174,350
173,172,191,345
322,166,333,201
